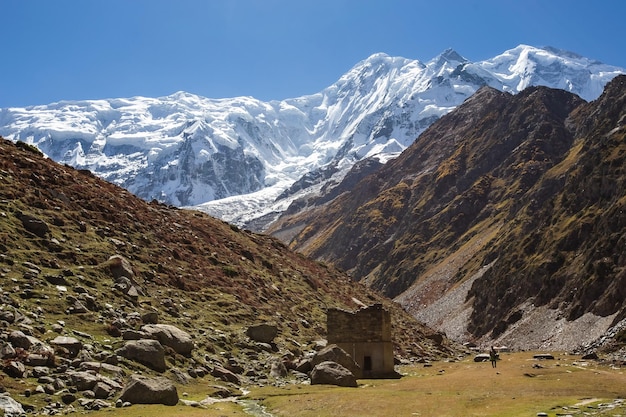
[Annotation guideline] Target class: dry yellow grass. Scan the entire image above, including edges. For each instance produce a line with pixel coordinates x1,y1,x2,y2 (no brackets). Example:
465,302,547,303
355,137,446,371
248,352,626,417
67,352,626,417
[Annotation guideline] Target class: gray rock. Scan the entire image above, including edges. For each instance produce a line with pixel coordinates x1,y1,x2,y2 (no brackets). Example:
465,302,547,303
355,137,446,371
121,329,143,340
25,353,53,367
142,311,159,324
141,324,194,356
93,381,116,399
60,392,76,404
246,323,278,344
119,374,178,406
211,365,241,385
0,342,16,359
0,311,15,323
3,361,25,378
270,360,288,378
311,344,362,378
311,361,357,387
116,339,166,372
108,255,134,280
50,335,83,357
31,366,50,377
8,330,41,349
79,398,111,410
67,371,100,391
533,353,555,360
295,358,313,374
80,361,125,376
0,393,26,416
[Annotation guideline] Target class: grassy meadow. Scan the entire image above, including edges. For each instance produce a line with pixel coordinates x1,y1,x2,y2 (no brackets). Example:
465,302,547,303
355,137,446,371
107,352,626,417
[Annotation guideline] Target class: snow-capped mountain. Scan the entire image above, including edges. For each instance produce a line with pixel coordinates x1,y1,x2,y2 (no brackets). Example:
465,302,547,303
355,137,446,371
1,45,623,228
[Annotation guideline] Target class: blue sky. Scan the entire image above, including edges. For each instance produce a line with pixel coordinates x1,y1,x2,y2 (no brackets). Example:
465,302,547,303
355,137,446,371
1,0,624,108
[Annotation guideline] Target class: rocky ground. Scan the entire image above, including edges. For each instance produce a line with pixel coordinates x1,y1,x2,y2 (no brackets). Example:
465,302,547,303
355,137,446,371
0,137,462,415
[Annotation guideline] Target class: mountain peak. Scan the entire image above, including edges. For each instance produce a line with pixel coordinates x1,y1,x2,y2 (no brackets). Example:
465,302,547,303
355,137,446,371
427,48,468,71
1,45,624,224
439,48,467,63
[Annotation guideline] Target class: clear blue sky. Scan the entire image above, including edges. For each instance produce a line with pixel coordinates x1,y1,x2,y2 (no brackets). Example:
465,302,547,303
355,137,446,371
1,0,624,108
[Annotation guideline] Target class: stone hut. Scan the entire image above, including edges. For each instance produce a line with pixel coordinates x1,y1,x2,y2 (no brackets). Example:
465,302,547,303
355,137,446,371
326,304,398,378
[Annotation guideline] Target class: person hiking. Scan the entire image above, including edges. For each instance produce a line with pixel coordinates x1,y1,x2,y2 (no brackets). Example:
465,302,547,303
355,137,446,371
489,346,498,368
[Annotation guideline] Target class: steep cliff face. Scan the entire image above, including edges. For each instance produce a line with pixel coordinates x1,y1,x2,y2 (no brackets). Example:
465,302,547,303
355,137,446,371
464,75,626,338
272,76,626,349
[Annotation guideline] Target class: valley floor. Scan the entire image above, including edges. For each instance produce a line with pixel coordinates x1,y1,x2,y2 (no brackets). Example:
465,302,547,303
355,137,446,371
257,352,626,417
116,352,626,417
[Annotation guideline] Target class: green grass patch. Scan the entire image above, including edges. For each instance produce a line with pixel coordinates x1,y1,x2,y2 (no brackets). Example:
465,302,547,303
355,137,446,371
245,352,626,417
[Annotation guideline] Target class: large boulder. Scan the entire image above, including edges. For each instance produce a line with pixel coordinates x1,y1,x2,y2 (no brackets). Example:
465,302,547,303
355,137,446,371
50,335,83,358
67,370,124,394
116,339,166,372
3,361,25,378
310,361,357,387
18,212,49,237
107,255,134,280
107,255,145,297
141,324,194,356
119,375,178,406
246,323,278,344
8,330,43,350
311,344,361,378
67,371,100,391
0,393,26,416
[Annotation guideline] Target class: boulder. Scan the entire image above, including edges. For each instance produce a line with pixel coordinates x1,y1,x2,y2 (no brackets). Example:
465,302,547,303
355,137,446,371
0,342,16,359
108,255,134,280
246,323,278,344
310,361,357,387
116,339,166,372
270,360,288,378
141,311,159,324
295,358,313,374
211,365,242,385
141,324,194,356
93,381,116,399
3,361,25,378
119,375,178,406
8,330,41,349
533,353,555,360
311,344,362,378
80,361,125,376
0,393,25,416
50,335,83,358
67,371,100,391
18,213,49,237
474,353,490,362
581,352,599,360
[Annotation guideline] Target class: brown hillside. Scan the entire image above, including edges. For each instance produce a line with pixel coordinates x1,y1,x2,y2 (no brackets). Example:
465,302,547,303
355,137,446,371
270,76,626,351
0,138,458,399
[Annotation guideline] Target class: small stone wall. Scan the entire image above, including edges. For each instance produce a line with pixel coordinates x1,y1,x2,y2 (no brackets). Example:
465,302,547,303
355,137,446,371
327,303,391,344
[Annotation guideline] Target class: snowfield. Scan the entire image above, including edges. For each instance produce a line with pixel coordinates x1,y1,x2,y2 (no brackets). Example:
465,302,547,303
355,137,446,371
1,44,623,228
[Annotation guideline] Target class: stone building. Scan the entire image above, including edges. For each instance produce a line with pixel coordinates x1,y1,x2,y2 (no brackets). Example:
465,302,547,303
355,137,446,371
326,304,398,378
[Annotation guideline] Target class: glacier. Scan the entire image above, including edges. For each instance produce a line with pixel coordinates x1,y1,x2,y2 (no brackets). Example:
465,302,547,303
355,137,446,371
0,44,623,229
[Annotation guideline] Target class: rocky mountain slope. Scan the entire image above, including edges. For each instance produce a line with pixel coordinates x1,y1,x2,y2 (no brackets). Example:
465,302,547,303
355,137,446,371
1,46,623,229
269,75,626,352
0,138,458,413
